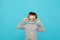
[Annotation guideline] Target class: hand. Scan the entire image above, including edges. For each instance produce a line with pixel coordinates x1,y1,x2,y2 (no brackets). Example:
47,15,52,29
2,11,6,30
40,28,45,32
23,18,29,22
35,18,40,23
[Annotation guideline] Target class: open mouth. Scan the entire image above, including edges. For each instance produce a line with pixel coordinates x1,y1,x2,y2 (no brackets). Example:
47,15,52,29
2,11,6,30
30,20,34,22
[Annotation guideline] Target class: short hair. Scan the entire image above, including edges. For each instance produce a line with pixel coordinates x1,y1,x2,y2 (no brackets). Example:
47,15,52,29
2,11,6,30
28,12,38,19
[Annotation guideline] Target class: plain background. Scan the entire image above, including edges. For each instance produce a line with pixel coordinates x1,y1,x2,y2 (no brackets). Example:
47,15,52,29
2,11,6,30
0,0,60,40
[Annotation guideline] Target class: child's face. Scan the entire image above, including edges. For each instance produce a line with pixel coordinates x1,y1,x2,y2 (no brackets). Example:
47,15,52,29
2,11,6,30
28,15,36,24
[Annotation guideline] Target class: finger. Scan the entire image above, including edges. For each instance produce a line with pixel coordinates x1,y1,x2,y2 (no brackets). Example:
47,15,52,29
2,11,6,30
25,18,28,19
36,19,40,21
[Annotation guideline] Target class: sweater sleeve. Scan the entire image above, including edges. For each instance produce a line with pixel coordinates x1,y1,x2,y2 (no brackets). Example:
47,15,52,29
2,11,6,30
17,20,26,29
37,22,45,32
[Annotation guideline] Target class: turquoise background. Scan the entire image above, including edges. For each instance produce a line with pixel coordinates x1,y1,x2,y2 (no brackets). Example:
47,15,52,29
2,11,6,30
0,0,60,40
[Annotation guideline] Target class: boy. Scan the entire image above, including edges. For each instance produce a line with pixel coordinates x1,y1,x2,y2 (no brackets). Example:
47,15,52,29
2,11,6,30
17,12,45,40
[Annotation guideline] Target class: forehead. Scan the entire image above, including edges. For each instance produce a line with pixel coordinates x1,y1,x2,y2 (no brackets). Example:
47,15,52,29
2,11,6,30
29,15,36,18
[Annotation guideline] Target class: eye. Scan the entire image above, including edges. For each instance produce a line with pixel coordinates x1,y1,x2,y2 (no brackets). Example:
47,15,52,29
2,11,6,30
32,18,35,20
28,18,35,21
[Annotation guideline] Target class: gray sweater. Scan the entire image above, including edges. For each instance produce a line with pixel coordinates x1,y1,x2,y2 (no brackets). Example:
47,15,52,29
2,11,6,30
17,20,44,40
